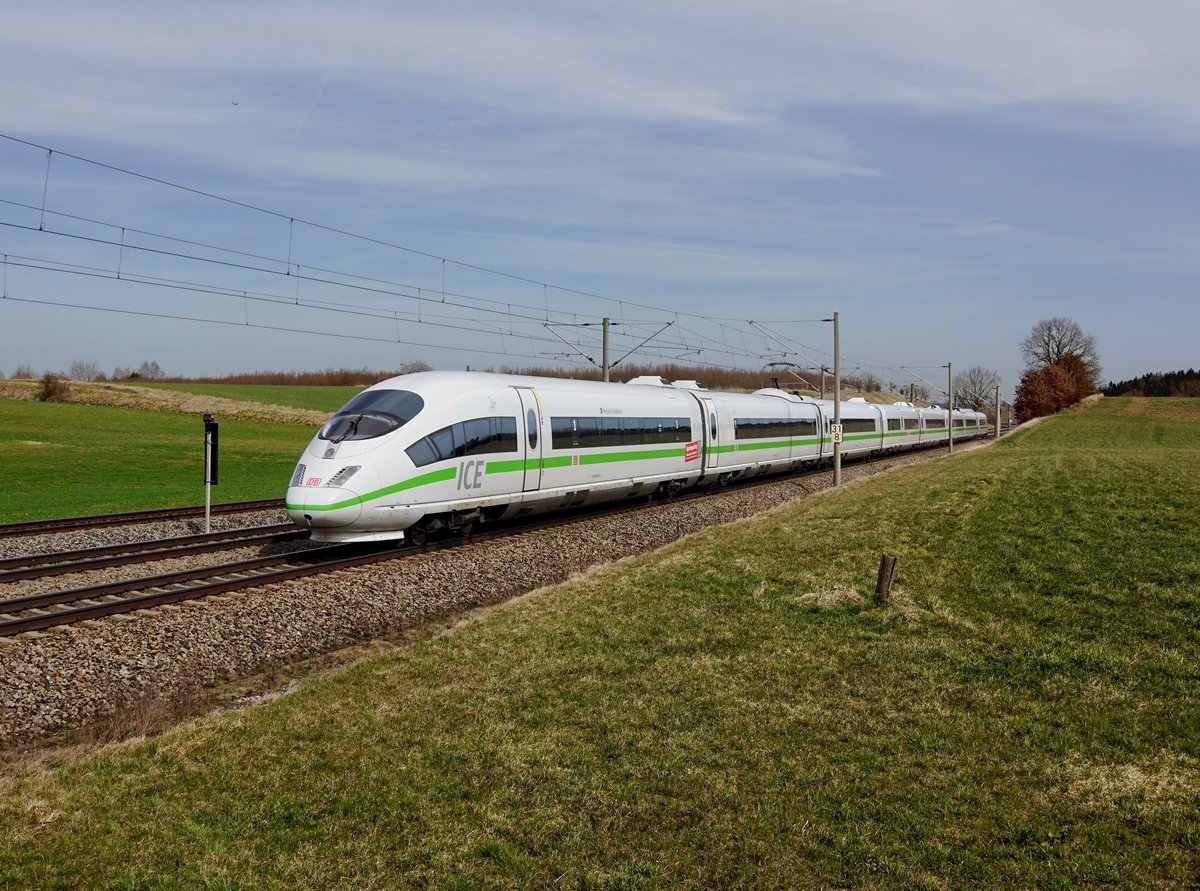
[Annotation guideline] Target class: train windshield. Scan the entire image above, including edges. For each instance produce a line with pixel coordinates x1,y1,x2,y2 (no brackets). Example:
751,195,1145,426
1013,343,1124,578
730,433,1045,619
318,389,425,442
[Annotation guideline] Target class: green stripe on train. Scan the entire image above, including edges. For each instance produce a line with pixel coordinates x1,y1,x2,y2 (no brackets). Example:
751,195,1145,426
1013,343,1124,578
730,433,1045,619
580,447,686,465
286,430,977,513
486,450,685,471
286,467,457,512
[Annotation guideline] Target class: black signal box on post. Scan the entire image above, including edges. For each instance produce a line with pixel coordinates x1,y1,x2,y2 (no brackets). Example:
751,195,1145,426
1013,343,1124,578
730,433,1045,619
203,414,219,485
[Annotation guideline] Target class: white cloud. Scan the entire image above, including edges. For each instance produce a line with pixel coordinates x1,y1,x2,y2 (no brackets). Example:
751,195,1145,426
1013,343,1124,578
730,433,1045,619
10,0,1200,160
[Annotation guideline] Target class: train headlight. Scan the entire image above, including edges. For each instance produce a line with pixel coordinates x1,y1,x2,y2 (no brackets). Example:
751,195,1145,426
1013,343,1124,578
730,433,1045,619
289,464,307,487
326,466,361,487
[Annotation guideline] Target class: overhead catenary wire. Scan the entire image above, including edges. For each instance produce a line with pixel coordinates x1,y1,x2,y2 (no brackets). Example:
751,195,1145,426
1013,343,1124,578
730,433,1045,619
0,131,775,326
0,134,788,369
0,208,767,369
0,131,959,381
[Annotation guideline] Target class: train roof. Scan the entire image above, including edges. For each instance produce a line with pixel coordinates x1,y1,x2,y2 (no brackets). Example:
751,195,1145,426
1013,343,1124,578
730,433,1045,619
363,371,988,416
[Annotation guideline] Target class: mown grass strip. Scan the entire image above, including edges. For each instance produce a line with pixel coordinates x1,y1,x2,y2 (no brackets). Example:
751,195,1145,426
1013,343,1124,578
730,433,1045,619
0,400,313,521
1,398,1198,888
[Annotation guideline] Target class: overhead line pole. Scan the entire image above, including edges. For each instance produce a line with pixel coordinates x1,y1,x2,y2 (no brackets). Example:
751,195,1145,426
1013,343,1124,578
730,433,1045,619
602,317,610,382
947,362,954,454
832,312,841,486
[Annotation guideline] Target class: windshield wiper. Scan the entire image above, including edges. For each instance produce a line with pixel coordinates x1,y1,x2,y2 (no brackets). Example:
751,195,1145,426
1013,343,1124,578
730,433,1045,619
333,415,361,443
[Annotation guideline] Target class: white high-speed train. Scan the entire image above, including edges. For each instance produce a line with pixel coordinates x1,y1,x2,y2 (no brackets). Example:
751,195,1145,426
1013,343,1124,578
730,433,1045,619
285,371,988,543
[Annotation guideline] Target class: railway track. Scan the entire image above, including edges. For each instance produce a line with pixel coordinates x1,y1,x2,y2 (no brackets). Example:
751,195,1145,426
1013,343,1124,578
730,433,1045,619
0,498,286,539
0,541,407,637
0,497,641,637
0,523,307,582
0,436,1002,638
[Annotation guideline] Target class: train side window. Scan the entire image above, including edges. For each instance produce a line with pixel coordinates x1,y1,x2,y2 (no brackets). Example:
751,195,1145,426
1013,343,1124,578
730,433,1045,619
406,437,438,468
575,417,599,448
550,417,573,449
527,410,538,450
460,418,490,456
710,412,717,440
429,426,455,460
598,416,621,447
620,416,647,446
666,417,692,442
494,417,518,452
888,418,901,431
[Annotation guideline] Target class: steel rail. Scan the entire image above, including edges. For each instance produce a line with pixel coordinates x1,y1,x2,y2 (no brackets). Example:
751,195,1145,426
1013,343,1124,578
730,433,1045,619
0,542,410,637
0,498,286,539
0,524,306,581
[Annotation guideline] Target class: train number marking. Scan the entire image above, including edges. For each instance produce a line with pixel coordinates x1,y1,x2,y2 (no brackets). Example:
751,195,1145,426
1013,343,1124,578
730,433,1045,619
457,460,485,490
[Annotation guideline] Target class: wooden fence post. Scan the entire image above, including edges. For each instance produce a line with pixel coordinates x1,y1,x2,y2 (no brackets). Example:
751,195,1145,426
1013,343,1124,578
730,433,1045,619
874,554,898,604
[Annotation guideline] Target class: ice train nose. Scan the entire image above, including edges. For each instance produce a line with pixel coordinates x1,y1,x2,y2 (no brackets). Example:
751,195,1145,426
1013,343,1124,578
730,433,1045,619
284,486,362,528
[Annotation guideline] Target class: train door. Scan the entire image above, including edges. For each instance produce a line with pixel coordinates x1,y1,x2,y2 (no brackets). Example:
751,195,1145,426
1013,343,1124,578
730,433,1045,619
696,396,720,473
515,387,542,492
813,403,827,460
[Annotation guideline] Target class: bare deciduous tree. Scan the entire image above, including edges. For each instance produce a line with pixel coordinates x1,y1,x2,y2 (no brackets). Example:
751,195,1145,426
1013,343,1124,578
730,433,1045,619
13,364,35,379
136,360,165,379
1020,317,1100,387
68,358,103,381
953,366,1002,412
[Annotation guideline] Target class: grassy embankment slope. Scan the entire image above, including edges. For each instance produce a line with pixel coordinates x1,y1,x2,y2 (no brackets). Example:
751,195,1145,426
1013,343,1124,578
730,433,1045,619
2,398,1198,887
0,400,316,521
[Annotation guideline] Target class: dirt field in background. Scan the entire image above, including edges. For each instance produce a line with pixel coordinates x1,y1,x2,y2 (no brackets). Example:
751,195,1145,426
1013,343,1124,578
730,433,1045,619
0,380,327,426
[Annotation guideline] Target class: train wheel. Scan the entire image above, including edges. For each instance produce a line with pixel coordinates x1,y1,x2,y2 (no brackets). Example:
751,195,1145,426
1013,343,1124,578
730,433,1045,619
406,527,429,546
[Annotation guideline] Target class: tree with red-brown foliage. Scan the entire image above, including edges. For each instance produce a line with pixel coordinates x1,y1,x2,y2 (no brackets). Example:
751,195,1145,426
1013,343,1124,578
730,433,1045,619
1014,364,1077,422
1055,352,1097,400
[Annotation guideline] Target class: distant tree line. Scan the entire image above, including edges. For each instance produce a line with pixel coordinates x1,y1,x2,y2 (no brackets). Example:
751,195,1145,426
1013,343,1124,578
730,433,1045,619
1102,369,1200,398
8,359,167,382
1013,317,1101,422
185,364,433,386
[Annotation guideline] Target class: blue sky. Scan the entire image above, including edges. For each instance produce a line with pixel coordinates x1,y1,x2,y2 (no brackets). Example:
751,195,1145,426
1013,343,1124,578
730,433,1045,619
2,0,1197,396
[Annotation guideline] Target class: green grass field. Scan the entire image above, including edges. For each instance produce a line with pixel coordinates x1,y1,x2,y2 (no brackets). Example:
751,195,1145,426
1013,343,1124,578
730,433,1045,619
0,400,315,521
128,382,363,414
2,398,1198,887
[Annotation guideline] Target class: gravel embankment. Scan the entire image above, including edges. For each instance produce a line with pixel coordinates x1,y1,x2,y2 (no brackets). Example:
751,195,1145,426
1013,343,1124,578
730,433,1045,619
0,441,994,744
